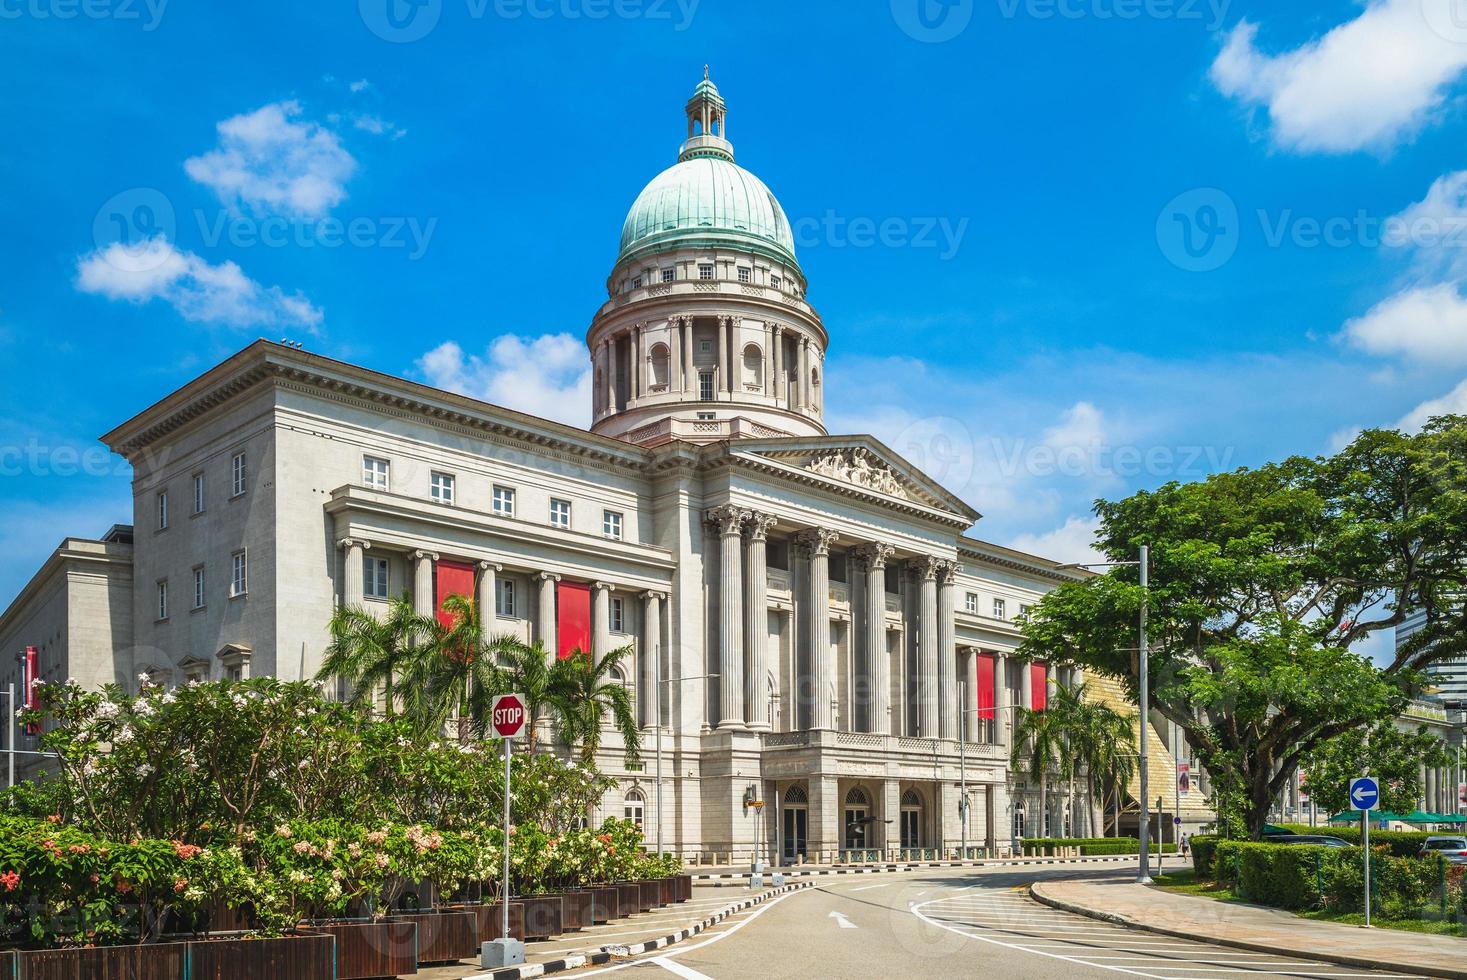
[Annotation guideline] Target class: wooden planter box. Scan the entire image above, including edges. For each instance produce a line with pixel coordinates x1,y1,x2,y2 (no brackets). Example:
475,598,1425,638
0,950,12,980
386,910,477,965
16,942,188,980
616,883,644,915
655,877,677,906
588,886,620,923
545,890,591,931
448,902,524,943
635,881,661,911
514,895,563,940
676,874,692,902
188,933,335,980
314,921,419,979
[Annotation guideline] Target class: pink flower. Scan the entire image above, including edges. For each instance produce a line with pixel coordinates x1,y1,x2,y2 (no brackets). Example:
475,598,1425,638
0,871,19,892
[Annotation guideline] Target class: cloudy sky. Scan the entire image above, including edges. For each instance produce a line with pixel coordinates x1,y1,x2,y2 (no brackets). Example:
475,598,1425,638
4,1,1466,669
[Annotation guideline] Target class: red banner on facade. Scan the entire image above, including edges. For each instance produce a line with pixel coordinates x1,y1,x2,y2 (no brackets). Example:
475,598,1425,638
976,652,996,721
1030,662,1047,712
433,559,476,630
557,581,591,659
23,646,39,735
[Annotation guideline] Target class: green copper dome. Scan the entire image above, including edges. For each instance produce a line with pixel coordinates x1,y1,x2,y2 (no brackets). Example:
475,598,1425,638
617,156,799,269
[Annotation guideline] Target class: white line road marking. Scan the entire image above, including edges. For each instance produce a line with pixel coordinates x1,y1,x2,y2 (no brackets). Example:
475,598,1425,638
650,956,715,980
828,911,858,929
850,883,887,891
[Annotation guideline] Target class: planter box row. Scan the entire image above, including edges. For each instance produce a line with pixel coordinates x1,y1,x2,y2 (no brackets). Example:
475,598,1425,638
2,934,334,980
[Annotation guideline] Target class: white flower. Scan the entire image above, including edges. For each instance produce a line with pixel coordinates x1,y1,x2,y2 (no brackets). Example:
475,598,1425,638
137,673,149,683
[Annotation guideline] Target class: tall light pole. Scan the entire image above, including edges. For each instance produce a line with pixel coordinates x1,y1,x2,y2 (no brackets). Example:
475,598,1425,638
653,665,719,857
1060,544,1152,884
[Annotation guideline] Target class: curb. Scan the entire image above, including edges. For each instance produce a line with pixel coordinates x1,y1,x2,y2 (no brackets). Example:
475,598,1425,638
465,881,813,980
1029,882,1466,980
692,854,1146,885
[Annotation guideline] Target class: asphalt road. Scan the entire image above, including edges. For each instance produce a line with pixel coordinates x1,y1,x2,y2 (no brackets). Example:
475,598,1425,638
566,864,1427,980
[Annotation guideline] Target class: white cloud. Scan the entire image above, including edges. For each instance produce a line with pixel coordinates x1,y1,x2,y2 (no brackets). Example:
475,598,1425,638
1210,1,1467,153
1397,377,1467,430
353,114,408,140
184,101,357,219
416,334,591,427
75,236,322,330
1342,282,1467,364
349,79,371,93
1005,516,1104,567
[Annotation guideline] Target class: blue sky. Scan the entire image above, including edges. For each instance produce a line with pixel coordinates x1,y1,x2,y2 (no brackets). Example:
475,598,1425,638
5,1,1467,670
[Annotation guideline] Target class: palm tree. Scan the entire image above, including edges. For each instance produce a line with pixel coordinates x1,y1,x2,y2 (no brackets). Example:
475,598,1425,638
1046,682,1134,838
484,636,570,754
399,592,505,742
1011,702,1069,839
555,645,641,766
317,594,438,716
1089,716,1139,837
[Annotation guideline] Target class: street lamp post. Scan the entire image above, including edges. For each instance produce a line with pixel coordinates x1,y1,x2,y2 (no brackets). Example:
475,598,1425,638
653,663,720,857
1059,544,1152,885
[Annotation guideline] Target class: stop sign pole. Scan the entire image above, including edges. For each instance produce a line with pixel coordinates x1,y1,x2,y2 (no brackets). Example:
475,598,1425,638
487,693,527,965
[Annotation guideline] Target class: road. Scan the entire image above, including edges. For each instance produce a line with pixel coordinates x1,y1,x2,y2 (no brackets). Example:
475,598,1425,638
567,864,1425,980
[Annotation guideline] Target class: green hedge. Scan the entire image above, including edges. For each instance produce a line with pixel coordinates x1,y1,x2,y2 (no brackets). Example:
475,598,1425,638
1270,825,1435,859
1191,834,1220,877
1021,837,1177,856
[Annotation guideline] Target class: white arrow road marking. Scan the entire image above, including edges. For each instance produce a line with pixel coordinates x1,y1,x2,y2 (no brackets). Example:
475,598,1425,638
829,911,858,929
850,883,887,892
650,956,715,980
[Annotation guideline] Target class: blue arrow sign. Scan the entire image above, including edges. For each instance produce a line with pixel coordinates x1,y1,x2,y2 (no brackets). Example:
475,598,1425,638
1350,777,1381,812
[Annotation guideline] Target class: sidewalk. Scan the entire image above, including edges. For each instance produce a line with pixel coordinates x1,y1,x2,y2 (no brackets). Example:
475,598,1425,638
690,852,1175,884
1031,874,1466,980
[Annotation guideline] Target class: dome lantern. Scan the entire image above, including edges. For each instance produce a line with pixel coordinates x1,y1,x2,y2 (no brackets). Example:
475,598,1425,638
681,66,734,163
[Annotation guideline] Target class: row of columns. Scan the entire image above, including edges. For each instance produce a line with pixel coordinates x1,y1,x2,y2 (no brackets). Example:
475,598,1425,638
1423,761,1464,814
592,317,821,417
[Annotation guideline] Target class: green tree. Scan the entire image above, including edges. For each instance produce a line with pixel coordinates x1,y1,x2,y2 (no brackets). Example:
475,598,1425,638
1011,702,1070,837
318,594,438,717
486,636,572,754
1019,418,1467,840
1047,683,1135,837
399,592,505,742
1300,722,1453,816
555,645,641,765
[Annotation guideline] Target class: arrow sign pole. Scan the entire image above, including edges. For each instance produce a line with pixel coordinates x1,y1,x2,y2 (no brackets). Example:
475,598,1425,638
1349,776,1379,928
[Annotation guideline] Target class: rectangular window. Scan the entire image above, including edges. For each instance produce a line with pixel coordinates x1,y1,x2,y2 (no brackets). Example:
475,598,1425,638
364,557,389,600
231,452,247,497
699,372,714,401
192,473,205,514
632,276,643,289
230,551,248,598
549,498,572,529
1019,603,1032,618
697,411,716,420
496,579,516,617
771,275,782,289
964,592,978,614
156,491,169,530
603,510,623,540
156,579,169,620
610,596,625,633
737,267,751,283
192,567,206,609
661,268,675,283
362,455,390,491
992,598,1007,620
698,264,714,280
430,471,455,505
492,485,516,517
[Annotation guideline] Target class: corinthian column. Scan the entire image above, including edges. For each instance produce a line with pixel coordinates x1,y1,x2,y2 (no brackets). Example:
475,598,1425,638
716,317,730,399
937,560,959,741
537,572,559,654
745,513,777,731
641,591,664,729
708,505,748,730
856,542,895,735
916,557,940,739
592,581,613,657
798,527,840,729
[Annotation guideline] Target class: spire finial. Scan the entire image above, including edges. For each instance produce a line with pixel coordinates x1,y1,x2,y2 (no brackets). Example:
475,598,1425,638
703,64,709,80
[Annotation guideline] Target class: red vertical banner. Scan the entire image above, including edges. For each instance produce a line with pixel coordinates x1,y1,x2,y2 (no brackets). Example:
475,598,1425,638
1030,662,1048,712
23,646,39,735
433,560,477,630
557,581,591,659
976,652,996,721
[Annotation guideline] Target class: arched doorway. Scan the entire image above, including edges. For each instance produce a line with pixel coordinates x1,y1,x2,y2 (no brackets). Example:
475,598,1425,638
843,787,871,851
782,785,808,863
900,789,923,850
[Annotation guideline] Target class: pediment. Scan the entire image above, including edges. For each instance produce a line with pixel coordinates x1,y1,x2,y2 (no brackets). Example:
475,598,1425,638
730,436,980,523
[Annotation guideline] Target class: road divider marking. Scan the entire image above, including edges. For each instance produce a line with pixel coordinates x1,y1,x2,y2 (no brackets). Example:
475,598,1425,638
649,956,714,980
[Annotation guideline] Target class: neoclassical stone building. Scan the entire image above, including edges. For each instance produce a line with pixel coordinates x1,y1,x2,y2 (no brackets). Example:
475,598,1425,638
1,74,1195,859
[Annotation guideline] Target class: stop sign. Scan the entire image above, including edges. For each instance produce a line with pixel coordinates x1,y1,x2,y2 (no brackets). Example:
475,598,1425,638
491,693,527,739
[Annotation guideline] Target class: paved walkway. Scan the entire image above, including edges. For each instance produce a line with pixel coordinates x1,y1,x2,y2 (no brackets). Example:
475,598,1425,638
1032,874,1465,979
